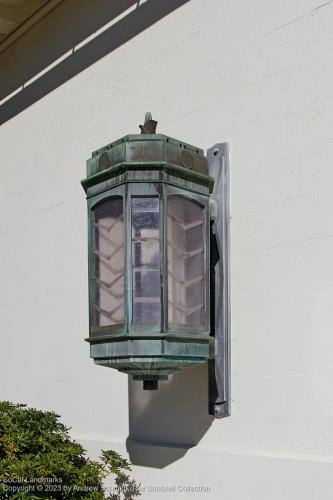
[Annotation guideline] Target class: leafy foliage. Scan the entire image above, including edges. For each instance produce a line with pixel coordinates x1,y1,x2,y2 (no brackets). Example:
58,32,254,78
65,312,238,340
0,402,140,499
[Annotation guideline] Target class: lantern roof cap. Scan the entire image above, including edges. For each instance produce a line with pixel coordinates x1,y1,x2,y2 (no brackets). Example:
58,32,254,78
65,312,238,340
91,111,204,157
91,132,204,158
84,114,213,192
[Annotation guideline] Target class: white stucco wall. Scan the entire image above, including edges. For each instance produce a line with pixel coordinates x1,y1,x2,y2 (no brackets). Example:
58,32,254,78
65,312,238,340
1,0,333,498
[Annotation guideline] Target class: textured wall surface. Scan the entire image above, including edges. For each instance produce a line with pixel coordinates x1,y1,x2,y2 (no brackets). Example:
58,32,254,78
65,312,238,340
1,0,333,498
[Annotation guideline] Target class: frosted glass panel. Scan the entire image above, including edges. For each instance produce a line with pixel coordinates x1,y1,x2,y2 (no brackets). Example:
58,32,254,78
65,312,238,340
93,198,124,327
167,196,205,328
132,197,161,325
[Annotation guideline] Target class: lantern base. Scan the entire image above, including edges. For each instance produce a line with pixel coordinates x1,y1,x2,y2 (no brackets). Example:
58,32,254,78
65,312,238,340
88,334,211,390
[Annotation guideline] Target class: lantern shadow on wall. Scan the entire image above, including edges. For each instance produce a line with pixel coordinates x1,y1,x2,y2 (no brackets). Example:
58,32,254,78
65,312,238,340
81,114,230,466
126,363,213,468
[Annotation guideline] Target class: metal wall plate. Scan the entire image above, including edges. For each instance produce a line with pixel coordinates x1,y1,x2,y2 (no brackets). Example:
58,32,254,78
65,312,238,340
207,143,231,418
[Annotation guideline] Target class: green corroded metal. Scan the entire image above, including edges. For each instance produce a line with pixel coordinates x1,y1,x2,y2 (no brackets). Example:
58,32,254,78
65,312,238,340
82,114,214,389
81,134,214,195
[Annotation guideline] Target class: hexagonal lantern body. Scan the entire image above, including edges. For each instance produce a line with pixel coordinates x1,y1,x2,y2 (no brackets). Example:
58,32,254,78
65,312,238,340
82,117,215,390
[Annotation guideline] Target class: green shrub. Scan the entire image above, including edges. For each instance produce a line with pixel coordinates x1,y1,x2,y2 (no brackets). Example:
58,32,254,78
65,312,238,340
0,402,140,499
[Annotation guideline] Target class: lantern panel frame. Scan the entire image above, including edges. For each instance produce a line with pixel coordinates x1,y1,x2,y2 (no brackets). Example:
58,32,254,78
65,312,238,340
88,185,126,338
87,179,210,340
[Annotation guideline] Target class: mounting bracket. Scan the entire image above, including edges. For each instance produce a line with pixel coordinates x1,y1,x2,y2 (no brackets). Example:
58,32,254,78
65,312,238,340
207,143,231,418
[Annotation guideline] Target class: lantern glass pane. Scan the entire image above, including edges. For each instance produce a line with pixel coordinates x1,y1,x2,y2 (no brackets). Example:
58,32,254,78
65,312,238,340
167,196,205,328
93,198,124,327
132,197,161,325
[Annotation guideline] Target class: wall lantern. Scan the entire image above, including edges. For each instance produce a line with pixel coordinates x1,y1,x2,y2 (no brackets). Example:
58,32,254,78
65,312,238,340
81,113,230,417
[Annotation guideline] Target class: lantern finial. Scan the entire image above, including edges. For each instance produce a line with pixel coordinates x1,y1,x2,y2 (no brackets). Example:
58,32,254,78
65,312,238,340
139,112,157,134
